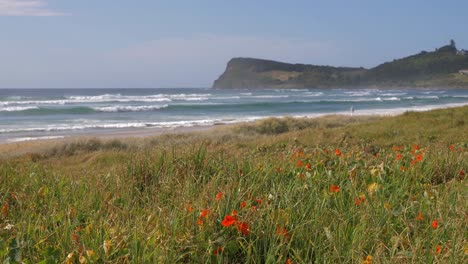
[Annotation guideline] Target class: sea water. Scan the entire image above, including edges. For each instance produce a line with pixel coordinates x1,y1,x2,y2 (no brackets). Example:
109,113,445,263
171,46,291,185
1,88,467,143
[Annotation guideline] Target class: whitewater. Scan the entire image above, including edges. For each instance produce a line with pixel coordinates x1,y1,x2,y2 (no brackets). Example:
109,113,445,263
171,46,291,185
0,88,467,143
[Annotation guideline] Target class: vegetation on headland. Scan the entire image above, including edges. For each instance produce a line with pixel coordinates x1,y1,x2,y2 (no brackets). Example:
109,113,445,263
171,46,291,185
1,106,467,263
213,40,468,89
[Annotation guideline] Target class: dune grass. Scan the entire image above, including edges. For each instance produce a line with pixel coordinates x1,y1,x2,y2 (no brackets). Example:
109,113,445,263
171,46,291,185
0,107,467,263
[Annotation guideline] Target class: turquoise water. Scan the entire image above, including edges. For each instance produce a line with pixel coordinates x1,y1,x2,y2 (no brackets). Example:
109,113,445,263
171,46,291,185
1,88,467,142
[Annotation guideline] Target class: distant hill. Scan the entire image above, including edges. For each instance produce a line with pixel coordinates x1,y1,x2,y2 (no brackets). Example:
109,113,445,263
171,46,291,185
213,41,468,89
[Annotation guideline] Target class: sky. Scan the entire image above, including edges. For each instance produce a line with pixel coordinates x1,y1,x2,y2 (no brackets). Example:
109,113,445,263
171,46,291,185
1,0,467,88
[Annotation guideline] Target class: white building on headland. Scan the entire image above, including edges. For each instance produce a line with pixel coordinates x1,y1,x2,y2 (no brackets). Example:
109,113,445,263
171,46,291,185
457,50,468,55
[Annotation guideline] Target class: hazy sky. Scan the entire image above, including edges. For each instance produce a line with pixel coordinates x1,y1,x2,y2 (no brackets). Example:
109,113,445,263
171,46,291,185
1,0,467,88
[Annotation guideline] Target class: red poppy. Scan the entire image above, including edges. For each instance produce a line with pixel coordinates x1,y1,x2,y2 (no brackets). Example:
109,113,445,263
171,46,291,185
221,215,237,227
187,204,193,213
435,245,441,255
400,166,407,171
237,222,250,236
305,163,312,170
395,153,402,161
354,196,365,206
200,209,209,218
276,225,290,239
240,201,247,209
255,199,262,205
459,170,465,177
213,246,223,256
286,258,293,264
296,160,304,168
231,210,237,216
415,211,423,221
431,219,438,229
449,145,455,151
197,218,203,226
329,185,340,193
411,144,420,151
215,192,223,201
334,149,342,156
415,153,423,161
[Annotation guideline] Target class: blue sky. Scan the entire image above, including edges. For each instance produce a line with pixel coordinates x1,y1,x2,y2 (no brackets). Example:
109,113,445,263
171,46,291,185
1,0,467,88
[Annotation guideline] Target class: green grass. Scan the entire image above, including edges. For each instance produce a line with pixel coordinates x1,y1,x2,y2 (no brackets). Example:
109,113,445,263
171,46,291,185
1,107,467,263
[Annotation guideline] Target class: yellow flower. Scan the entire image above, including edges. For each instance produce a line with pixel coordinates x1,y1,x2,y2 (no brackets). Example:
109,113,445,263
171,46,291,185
103,239,112,255
367,183,381,196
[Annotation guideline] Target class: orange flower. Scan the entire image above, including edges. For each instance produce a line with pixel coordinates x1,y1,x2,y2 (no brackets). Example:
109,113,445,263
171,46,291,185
221,215,237,227
231,210,237,216
240,201,247,209
276,225,290,239
237,222,250,236
213,246,223,256
435,245,441,255
415,211,423,221
415,153,423,161
200,209,210,218
286,258,293,264
296,160,304,168
334,148,342,156
329,185,340,193
355,195,365,206
431,219,438,229
1,201,8,218
215,192,223,201
395,153,402,161
411,144,420,151
305,162,312,170
197,218,204,226
187,203,193,213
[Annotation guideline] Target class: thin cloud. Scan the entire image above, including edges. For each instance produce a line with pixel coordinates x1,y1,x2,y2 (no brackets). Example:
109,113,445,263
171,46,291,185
0,0,67,16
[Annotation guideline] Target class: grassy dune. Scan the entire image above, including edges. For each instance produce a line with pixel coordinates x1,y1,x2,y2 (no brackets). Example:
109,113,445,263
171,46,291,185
1,107,467,263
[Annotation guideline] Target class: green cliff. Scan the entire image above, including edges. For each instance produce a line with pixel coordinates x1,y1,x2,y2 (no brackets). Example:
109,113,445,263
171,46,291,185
213,41,468,89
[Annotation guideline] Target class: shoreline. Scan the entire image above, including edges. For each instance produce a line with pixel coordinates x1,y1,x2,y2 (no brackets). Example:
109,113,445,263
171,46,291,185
0,103,468,148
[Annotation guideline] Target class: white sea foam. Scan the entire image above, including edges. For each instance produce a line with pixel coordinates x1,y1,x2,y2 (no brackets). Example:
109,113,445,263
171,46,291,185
93,105,169,113
0,106,39,112
7,136,65,143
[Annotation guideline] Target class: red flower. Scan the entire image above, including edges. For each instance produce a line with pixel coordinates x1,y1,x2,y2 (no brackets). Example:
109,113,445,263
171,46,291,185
354,195,365,206
400,166,407,171
431,219,438,229
329,185,340,193
286,258,293,264
435,245,441,255
231,210,237,216
296,160,304,168
459,170,465,177
449,145,455,151
305,163,312,170
200,209,209,218
187,204,193,213
213,246,223,256
237,222,250,236
411,144,420,151
276,225,290,239
221,215,237,227
415,153,423,161
240,201,247,209
255,199,262,205
395,153,402,161
197,218,203,226
1,201,8,218
415,211,423,221
334,149,342,156
215,192,223,201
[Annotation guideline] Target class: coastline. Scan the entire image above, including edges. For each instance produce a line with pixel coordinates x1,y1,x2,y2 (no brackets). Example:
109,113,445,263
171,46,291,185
1,103,467,157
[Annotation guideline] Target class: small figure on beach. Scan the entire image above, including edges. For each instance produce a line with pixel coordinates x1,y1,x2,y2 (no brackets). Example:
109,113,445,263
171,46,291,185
350,106,355,116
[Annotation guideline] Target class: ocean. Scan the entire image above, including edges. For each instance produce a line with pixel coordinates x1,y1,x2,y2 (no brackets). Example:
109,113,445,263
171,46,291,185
1,88,467,143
